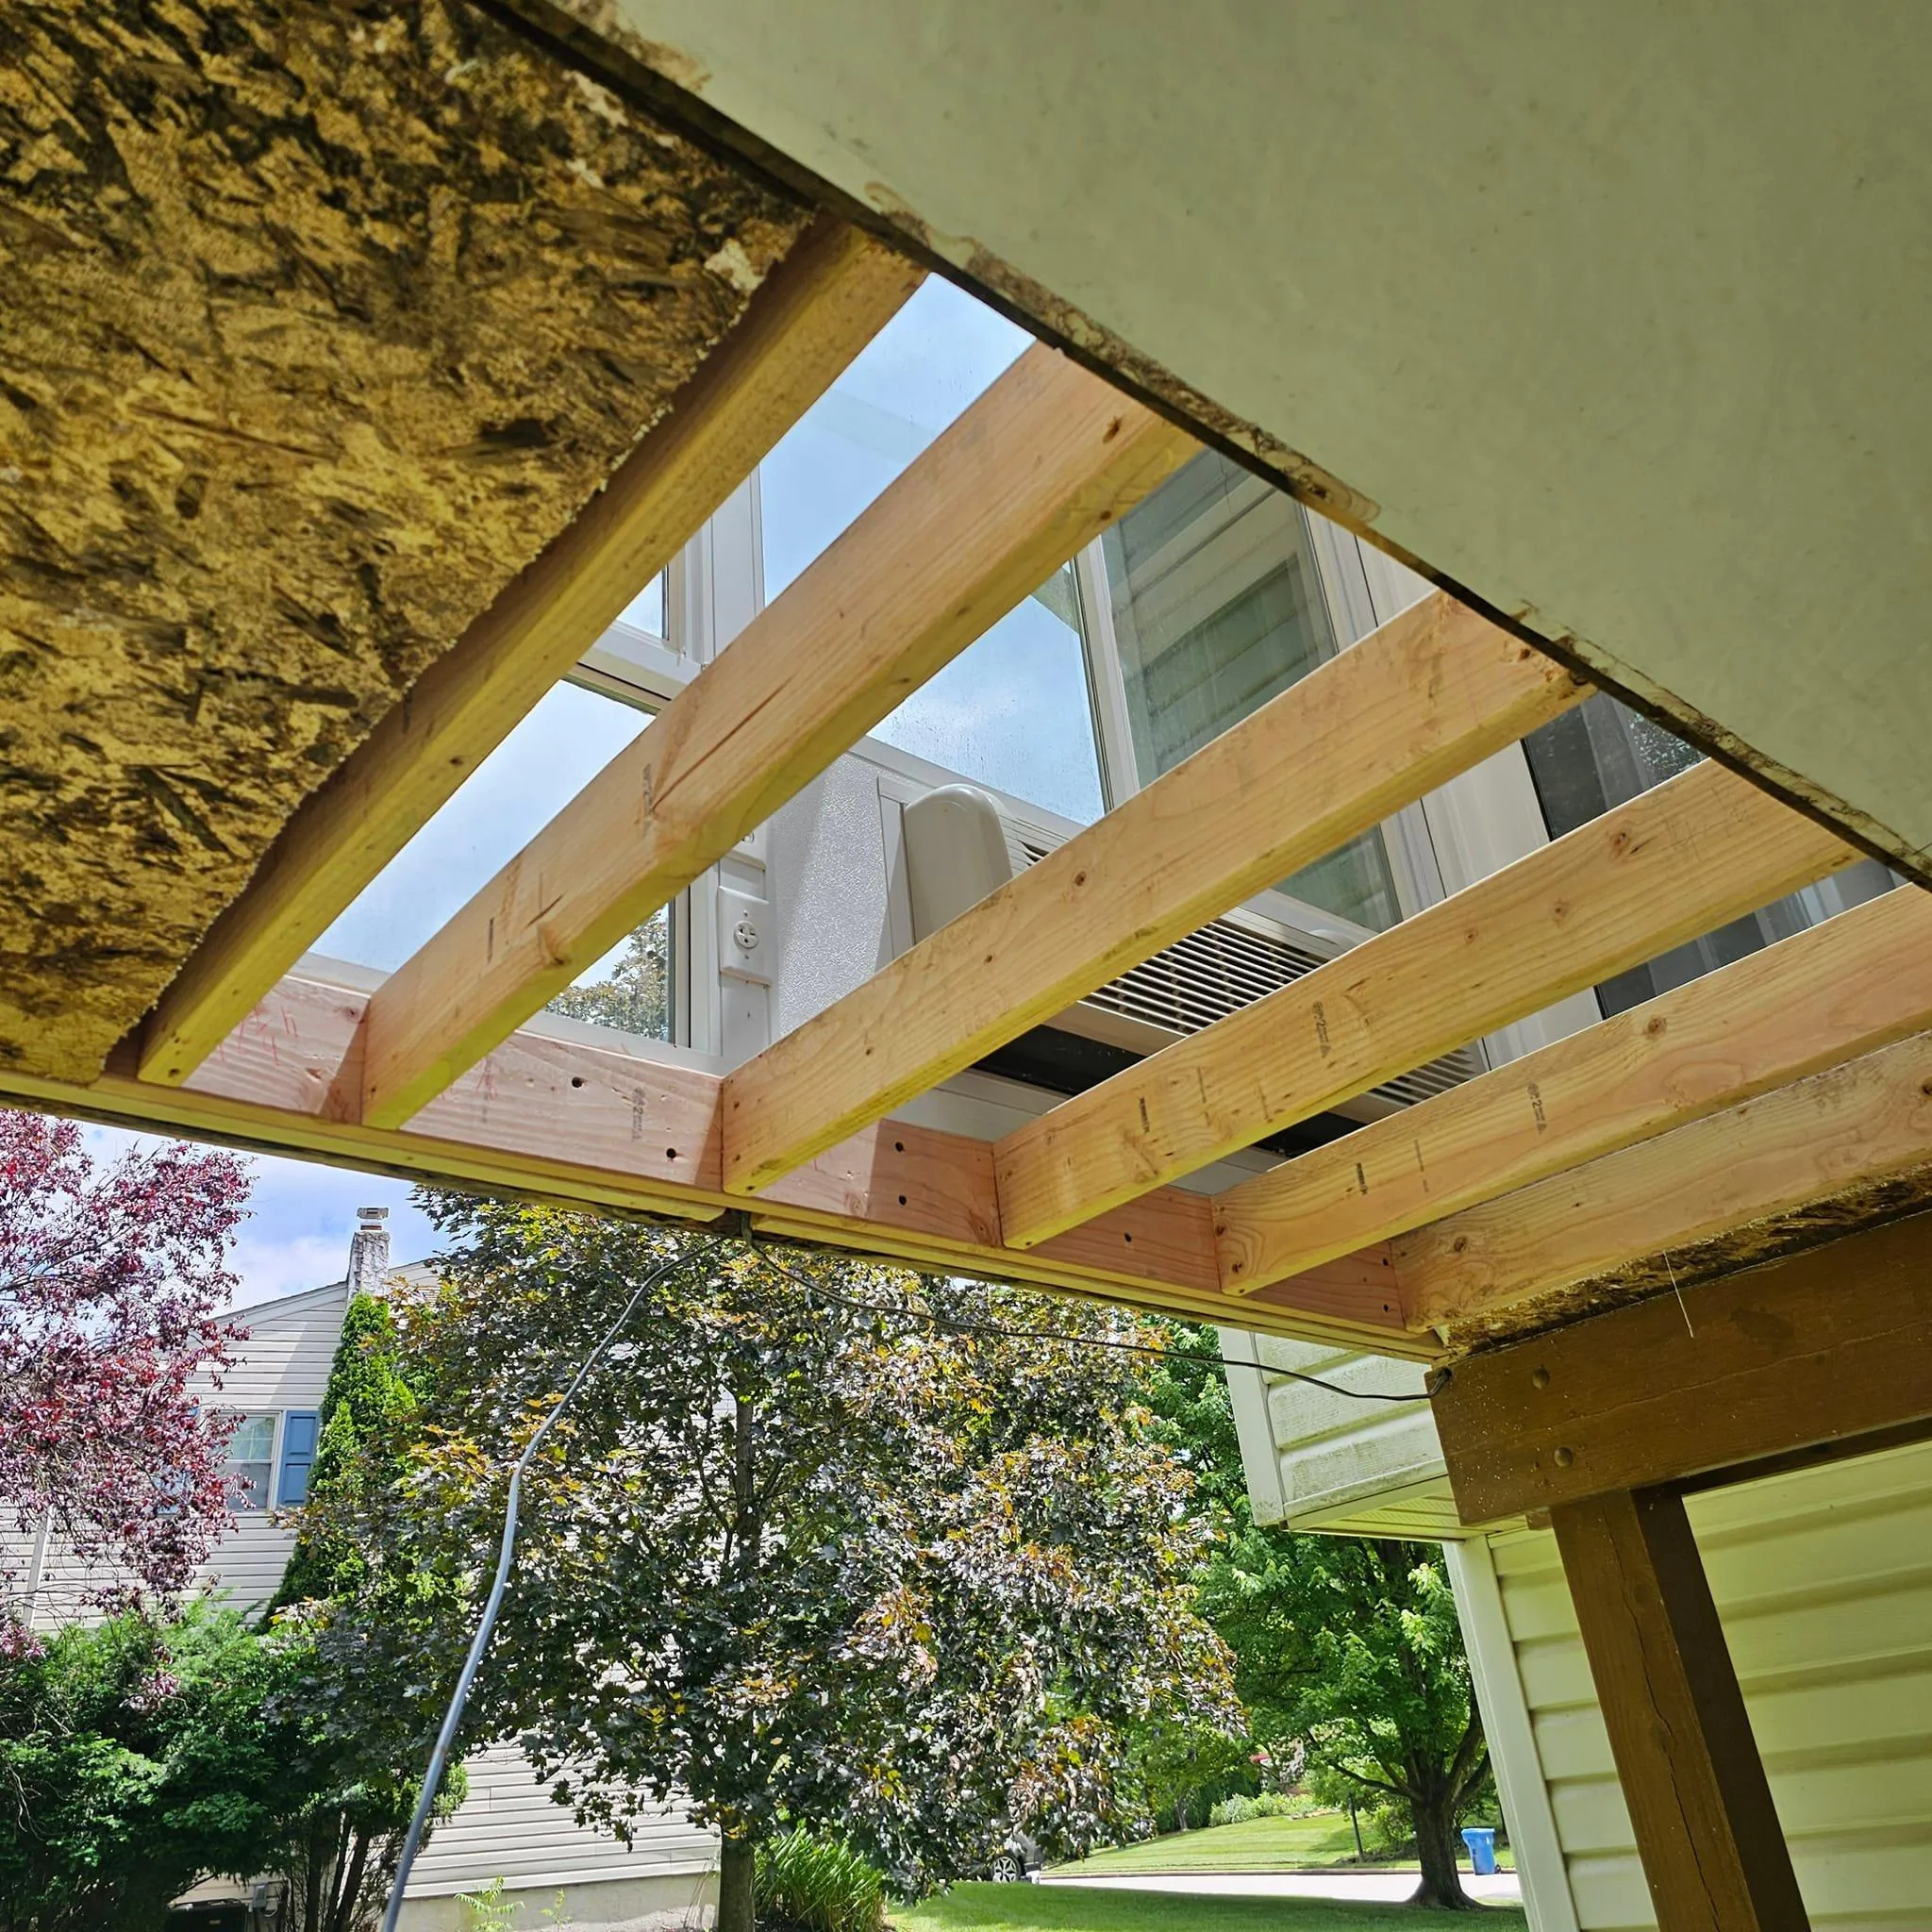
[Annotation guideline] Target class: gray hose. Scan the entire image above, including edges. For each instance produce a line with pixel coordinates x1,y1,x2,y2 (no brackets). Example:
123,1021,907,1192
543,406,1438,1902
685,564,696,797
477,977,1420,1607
380,1239,712,1931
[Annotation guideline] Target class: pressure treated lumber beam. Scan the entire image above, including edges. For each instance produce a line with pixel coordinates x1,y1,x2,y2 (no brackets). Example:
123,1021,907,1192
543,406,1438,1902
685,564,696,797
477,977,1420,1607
138,219,925,1089
8,968,1422,1355
354,345,1196,1129
1550,1491,1809,1932
1430,1208,1932,1521
993,758,1860,1248
722,592,1587,1192
1397,1025,1932,1336
1217,885,1932,1295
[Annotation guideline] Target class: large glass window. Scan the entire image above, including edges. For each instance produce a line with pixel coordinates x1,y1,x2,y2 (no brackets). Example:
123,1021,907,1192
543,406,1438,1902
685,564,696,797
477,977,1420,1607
757,278,1103,824
1101,451,1404,930
1523,692,1898,1015
314,681,674,1042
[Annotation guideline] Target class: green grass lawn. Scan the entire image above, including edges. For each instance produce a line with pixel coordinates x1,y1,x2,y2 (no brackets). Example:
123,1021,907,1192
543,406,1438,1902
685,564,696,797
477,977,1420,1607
1047,1811,1514,1876
893,1883,1526,1932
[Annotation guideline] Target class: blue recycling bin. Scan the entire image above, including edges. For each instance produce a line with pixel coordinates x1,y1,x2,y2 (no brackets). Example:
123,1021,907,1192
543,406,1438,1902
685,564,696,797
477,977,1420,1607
1460,1826,1498,1874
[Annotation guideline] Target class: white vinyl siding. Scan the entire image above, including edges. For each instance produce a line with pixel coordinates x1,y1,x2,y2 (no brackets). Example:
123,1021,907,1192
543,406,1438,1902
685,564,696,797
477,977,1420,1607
403,1744,716,1900
1226,1334,1932,1930
1218,1329,1454,1537
199,1282,351,1619
1490,1438,1932,1930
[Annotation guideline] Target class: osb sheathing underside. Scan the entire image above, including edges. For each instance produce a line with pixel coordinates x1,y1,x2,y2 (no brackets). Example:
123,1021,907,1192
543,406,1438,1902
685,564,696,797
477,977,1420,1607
0,0,807,1081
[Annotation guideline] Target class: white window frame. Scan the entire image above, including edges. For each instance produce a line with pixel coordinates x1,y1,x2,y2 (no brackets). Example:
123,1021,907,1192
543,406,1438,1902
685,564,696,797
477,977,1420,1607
222,1410,281,1516
1071,499,1443,950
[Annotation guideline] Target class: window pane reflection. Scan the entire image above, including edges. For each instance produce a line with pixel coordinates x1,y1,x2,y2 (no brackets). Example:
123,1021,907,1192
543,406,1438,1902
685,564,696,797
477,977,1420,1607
545,904,672,1043
758,278,1103,824
225,1413,275,1511
313,684,671,1036
1102,451,1403,931
1522,692,1898,1015
621,570,667,640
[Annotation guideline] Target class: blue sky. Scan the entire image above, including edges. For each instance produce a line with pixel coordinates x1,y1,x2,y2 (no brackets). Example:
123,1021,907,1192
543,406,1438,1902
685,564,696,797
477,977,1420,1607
759,276,1105,824
80,1123,440,1311
85,277,1109,1309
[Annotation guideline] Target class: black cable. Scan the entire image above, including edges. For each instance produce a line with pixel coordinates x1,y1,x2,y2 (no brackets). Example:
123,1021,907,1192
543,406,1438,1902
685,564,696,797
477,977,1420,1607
741,1237,1430,1405
379,1238,719,1932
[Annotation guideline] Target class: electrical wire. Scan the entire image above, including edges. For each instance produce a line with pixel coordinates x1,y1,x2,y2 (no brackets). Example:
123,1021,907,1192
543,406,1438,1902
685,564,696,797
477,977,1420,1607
741,1236,1431,1405
379,1238,719,1932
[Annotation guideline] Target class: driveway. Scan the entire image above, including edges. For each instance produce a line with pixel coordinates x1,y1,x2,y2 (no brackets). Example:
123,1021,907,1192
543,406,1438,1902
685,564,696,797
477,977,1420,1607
1040,1870,1523,1906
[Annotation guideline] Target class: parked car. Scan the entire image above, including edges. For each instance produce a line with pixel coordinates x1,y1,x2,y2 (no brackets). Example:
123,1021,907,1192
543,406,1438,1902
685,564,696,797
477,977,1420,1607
983,1829,1042,1882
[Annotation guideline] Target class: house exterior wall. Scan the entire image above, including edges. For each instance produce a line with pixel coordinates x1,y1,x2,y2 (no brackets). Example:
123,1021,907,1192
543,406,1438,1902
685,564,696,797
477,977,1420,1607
11,1281,350,1630
7,1259,718,1924
1217,1326,1453,1539
1487,1437,1932,1931
398,1745,718,1928
1230,1348,1932,1932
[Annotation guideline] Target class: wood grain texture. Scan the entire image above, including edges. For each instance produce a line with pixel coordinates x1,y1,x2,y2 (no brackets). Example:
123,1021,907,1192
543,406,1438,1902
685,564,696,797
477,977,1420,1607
1551,1491,1810,1932
723,593,1584,1193
1218,886,1932,1294
5,965,1422,1347
139,219,923,1087
1399,1027,1932,1339
356,344,1194,1127
1432,1208,1932,1521
0,0,806,1082
995,758,1857,1248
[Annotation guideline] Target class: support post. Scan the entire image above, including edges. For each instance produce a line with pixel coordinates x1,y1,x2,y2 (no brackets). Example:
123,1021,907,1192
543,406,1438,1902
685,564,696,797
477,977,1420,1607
1550,1488,1808,1932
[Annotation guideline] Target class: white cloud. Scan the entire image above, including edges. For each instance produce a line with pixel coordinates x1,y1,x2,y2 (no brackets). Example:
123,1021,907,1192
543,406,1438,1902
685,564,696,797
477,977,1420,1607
79,1123,440,1309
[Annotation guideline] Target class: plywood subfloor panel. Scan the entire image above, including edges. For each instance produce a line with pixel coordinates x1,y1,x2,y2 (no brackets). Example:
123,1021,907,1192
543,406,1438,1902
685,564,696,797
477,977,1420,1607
0,0,807,1079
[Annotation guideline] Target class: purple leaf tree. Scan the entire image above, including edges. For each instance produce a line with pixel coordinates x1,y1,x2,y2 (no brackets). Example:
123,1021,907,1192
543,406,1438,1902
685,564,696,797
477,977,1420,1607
0,1112,251,1638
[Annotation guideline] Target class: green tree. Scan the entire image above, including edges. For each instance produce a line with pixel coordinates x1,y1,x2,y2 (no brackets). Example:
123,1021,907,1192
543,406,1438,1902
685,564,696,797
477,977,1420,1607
0,1603,308,1932
1130,1717,1257,1834
544,912,671,1038
272,1291,455,1932
1143,1325,1491,1909
307,1207,1239,1932
275,1291,417,1610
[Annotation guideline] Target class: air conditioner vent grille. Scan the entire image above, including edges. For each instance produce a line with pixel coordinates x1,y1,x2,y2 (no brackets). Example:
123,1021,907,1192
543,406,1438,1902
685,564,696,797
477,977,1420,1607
1012,835,1486,1109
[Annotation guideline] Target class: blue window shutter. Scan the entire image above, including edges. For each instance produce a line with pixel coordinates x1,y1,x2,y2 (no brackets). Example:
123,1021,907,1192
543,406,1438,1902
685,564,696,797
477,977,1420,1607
277,1411,320,1506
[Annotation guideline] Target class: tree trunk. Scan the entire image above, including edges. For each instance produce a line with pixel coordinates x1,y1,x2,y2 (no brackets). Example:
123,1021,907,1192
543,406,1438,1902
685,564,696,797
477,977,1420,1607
718,1835,757,1932
327,1825,371,1932
1408,1789,1474,1909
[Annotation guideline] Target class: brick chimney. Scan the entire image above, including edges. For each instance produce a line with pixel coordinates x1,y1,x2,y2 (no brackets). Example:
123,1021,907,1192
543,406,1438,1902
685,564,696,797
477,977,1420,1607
347,1206,392,1295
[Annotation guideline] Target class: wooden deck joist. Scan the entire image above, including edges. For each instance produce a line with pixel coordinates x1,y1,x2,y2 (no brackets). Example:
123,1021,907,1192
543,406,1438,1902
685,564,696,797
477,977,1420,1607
354,345,1195,1128
1394,1024,1932,1338
7,967,1423,1357
1216,884,1932,1294
991,757,1860,1248
720,593,1586,1192
138,220,925,1090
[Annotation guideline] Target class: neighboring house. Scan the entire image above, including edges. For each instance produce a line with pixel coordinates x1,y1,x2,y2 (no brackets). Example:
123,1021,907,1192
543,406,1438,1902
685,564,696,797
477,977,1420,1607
15,1209,718,1932
1222,1334,1932,1932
